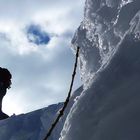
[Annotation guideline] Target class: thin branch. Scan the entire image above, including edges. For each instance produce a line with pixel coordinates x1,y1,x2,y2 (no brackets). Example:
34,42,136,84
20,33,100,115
43,46,80,140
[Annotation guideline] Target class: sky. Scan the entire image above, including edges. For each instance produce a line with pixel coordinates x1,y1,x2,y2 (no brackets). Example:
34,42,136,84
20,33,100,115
0,0,85,115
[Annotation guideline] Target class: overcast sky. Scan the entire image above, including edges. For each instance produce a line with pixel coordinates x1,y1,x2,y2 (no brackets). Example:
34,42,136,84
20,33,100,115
0,0,85,115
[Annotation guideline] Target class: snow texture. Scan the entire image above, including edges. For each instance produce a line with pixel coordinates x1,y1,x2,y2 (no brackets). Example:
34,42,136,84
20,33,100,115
59,0,140,140
0,103,63,140
0,86,83,140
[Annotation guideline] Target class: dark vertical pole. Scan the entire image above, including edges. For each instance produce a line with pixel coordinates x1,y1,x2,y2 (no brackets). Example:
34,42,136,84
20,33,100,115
43,46,80,140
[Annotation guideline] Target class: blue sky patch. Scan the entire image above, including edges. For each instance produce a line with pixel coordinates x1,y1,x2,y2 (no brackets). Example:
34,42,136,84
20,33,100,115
27,24,50,45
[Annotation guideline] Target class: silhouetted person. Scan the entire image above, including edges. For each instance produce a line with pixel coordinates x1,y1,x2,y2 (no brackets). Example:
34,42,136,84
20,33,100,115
0,67,12,120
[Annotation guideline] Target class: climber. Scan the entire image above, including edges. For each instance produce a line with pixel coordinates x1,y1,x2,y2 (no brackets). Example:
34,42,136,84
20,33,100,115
0,67,12,120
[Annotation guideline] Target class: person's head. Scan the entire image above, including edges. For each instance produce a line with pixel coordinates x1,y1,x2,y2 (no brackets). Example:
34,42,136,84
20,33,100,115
0,68,12,96
0,68,11,117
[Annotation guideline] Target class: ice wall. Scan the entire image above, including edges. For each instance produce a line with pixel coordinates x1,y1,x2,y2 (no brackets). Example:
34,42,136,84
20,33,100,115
59,0,140,140
71,0,140,88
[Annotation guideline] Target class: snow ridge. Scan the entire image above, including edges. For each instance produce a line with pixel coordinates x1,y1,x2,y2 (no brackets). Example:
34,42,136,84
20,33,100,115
59,0,140,140
0,86,82,140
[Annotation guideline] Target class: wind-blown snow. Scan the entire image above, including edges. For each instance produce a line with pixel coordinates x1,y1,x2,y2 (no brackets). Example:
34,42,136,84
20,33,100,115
59,0,140,140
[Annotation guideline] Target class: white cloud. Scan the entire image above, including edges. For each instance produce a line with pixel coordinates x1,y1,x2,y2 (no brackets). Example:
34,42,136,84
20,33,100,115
0,0,84,115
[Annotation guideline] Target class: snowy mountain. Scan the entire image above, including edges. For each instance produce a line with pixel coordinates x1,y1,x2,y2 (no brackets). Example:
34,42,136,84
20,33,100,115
59,0,140,140
0,103,63,140
0,86,83,140
1,0,140,140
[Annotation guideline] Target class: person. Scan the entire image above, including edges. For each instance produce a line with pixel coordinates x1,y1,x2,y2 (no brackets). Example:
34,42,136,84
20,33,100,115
0,67,12,120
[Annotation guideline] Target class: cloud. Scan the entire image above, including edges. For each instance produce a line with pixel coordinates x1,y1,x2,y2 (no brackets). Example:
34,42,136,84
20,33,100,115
0,31,82,115
0,0,84,115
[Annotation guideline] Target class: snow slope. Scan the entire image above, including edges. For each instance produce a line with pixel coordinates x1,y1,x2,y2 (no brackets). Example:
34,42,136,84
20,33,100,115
59,0,140,140
1,0,140,139
0,103,63,140
0,86,83,140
